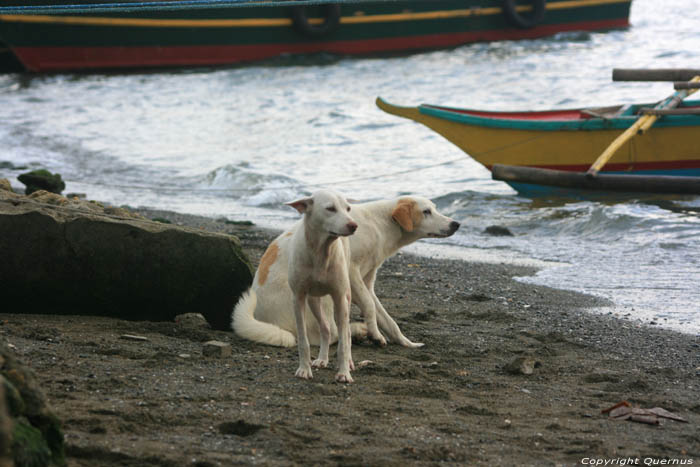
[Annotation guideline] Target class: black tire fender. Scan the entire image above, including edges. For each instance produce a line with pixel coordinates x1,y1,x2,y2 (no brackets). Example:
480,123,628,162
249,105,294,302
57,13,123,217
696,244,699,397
502,0,546,29
291,4,341,38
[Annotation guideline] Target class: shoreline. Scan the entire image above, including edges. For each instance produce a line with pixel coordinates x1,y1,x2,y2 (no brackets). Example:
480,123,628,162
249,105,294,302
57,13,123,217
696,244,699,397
133,206,699,361
1,205,698,466
140,205,699,337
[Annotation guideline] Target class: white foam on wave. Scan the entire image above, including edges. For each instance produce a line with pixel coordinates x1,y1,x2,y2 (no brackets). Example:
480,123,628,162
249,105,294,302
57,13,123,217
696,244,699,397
243,186,305,208
199,164,304,207
402,241,563,269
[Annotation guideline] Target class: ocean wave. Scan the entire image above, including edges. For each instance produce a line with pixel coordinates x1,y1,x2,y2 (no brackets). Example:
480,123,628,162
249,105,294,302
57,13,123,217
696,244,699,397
198,164,305,208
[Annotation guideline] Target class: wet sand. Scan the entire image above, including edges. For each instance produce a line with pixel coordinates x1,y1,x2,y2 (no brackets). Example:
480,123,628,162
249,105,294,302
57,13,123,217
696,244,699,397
1,208,698,466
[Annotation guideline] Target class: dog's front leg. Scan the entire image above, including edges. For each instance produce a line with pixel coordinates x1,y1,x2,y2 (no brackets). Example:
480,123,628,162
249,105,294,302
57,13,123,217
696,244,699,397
350,268,387,347
308,296,330,369
332,291,354,383
293,291,314,379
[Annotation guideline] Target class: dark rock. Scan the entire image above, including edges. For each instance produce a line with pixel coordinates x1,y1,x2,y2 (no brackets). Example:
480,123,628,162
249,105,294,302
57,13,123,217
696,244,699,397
0,162,28,171
202,341,232,358
218,218,255,227
484,225,514,237
17,170,65,195
0,192,254,331
175,313,211,329
217,420,263,437
1,344,66,467
504,356,540,375
463,293,491,302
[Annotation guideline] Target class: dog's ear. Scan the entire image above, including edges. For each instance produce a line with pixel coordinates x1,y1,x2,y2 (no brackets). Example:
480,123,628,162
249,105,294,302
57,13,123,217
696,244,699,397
285,197,313,214
391,200,414,232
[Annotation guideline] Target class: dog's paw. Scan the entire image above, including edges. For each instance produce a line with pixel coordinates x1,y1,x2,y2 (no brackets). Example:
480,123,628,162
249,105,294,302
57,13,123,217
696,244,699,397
350,322,368,343
311,358,329,369
369,333,388,348
335,371,354,384
351,334,367,345
295,366,313,380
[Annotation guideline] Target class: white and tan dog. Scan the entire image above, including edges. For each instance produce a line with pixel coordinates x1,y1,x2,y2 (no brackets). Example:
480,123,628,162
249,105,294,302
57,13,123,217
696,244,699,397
283,190,357,383
233,196,460,351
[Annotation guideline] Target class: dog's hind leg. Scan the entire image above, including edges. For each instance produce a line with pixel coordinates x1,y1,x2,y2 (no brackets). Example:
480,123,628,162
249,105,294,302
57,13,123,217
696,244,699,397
374,296,424,348
367,274,424,348
308,296,330,369
350,268,387,347
293,291,314,379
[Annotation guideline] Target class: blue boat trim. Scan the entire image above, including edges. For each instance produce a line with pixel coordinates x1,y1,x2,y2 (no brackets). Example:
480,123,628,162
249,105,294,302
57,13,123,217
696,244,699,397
418,104,700,131
502,181,668,199
501,167,700,198
607,168,700,177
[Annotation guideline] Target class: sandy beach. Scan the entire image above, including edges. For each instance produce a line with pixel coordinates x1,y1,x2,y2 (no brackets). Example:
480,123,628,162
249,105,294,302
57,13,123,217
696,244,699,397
1,207,698,466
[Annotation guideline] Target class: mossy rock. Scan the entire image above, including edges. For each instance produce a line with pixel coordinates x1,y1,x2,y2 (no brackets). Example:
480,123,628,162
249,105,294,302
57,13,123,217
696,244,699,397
1,375,25,416
12,420,53,467
17,170,65,195
1,347,66,467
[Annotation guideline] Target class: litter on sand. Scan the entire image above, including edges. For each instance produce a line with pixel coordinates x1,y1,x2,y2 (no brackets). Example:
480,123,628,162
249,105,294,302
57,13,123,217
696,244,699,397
602,401,688,425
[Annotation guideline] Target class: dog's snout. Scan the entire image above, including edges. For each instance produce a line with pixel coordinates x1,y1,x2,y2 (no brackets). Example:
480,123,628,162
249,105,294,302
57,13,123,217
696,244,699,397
347,222,358,234
450,221,460,232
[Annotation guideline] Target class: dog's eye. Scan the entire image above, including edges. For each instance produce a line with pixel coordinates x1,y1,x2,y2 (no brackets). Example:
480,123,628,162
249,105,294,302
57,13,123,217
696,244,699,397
326,206,337,213
346,207,351,212
423,209,432,216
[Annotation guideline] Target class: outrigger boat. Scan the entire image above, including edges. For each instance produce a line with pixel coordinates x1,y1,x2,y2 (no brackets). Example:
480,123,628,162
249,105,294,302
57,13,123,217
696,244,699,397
377,68,700,196
0,0,632,72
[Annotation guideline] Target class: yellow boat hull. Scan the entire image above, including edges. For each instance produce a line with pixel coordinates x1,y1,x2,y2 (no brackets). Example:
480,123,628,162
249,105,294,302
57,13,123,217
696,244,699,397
376,97,700,175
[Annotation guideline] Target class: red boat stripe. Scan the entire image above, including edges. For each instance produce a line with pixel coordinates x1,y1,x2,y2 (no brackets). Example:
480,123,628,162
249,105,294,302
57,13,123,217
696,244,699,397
431,106,586,120
11,18,629,71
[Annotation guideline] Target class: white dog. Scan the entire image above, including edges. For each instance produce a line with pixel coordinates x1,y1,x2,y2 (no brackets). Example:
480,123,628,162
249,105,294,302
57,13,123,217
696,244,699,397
284,190,357,383
233,196,459,350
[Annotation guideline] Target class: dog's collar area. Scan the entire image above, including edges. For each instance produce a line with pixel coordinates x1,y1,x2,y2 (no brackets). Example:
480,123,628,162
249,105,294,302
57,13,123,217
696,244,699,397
391,217,406,231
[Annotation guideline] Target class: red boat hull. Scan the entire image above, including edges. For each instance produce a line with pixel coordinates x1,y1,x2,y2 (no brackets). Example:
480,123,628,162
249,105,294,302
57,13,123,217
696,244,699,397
0,0,632,71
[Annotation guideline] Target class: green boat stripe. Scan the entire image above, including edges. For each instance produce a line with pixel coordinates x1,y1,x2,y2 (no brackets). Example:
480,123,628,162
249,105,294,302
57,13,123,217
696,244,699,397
419,105,700,131
0,0,631,28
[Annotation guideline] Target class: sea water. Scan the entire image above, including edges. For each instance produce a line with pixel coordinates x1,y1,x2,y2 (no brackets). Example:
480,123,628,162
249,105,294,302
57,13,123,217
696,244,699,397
1,0,699,334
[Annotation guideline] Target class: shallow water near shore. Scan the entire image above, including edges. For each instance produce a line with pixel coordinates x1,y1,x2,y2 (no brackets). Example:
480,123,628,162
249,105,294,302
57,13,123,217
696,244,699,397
1,0,700,334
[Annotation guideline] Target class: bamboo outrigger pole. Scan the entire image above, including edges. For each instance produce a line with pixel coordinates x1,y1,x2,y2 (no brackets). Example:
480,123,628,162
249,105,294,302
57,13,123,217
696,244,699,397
586,74,700,177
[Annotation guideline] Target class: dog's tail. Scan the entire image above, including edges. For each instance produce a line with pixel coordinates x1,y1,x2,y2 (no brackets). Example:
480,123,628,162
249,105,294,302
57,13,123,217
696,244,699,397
231,290,296,347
